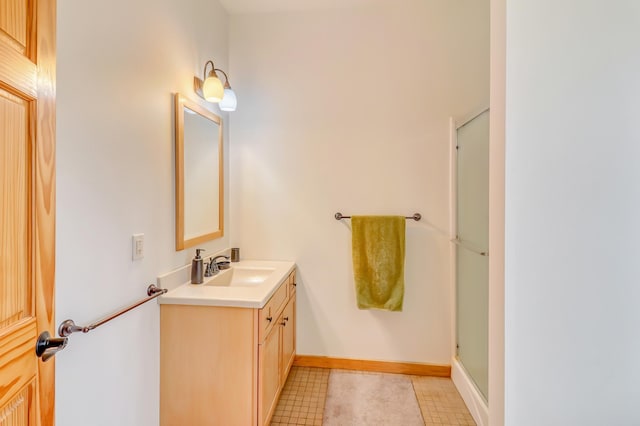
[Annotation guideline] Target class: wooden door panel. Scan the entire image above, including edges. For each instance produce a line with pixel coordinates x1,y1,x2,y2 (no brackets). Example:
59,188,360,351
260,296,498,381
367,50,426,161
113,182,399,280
0,319,37,408
0,385,36,425
0,84,38,426
0,0,29,54
0,88,31,330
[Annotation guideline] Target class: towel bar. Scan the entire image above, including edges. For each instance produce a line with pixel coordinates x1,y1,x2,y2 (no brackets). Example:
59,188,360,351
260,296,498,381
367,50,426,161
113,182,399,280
451,237,488,256
36,285,167,362
58,285,167,337
335,212,421,221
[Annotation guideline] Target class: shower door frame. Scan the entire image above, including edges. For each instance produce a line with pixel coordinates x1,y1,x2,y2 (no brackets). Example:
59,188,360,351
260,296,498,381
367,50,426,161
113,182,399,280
449,107,490,426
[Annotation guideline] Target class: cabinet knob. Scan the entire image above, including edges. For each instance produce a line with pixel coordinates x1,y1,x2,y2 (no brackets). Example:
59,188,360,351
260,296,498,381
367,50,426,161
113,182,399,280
283,317,289,322
266,316,273,322
292,282,297,286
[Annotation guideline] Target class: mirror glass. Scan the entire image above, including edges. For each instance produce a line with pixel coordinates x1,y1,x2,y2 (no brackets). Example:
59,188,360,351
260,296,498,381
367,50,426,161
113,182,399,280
175,93,223,250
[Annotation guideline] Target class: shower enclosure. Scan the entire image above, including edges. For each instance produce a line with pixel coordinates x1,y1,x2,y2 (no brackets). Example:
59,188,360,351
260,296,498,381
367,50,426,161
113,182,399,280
453,108,489,402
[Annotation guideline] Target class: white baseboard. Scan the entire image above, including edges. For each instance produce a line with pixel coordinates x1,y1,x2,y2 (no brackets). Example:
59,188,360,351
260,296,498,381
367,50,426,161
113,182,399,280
451,357,489,426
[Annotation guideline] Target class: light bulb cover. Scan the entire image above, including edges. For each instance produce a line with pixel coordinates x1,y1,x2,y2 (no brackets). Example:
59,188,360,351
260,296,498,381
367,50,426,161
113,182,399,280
219,88,237,111
202,74,224,103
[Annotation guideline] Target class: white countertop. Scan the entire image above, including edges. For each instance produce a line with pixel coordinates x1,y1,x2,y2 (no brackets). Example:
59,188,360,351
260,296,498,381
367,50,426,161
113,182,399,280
158,260,296,308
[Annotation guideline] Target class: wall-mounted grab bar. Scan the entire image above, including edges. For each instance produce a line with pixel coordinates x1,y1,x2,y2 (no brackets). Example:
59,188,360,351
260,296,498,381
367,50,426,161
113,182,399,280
58,284,167,337
335,212,422,221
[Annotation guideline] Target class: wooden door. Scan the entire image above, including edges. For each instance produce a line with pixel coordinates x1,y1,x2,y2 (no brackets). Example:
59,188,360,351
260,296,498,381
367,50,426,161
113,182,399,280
0,0,56,425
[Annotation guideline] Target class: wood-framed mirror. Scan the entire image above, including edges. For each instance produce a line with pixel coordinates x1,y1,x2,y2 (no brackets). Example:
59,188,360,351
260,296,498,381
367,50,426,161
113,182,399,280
174,93,224,250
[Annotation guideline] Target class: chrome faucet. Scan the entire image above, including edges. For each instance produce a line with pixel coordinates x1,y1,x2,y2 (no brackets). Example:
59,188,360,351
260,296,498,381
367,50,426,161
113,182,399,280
205,255,231,277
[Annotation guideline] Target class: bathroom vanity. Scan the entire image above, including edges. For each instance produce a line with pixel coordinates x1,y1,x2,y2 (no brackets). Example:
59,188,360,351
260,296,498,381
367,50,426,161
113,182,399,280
158,260,296,426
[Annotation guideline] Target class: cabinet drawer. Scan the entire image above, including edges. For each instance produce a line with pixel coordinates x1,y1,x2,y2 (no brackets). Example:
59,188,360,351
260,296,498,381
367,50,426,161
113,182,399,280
259,281,288,341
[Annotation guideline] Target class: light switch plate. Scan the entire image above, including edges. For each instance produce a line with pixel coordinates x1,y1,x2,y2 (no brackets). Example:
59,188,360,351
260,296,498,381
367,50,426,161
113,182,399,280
132,234,144,260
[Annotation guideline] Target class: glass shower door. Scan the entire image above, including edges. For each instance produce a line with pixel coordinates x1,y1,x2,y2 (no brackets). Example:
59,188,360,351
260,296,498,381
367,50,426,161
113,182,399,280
455,109,489,401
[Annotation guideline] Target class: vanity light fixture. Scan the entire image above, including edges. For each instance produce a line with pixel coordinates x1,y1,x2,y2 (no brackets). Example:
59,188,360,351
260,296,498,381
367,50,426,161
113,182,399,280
216,69,237,112
194,60,238,111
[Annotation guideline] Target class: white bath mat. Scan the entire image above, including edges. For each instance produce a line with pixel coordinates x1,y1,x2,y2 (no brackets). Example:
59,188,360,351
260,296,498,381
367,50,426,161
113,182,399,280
323,370,424,425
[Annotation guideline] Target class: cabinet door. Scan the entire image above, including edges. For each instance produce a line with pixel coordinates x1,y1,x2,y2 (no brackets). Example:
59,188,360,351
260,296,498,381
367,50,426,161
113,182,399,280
259,323,280,425
288,270,297,296
280,296,296,384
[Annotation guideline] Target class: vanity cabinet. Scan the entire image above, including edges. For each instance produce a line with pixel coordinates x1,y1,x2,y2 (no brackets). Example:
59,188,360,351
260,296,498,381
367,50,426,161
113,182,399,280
259,288,296,424
160,269,296,426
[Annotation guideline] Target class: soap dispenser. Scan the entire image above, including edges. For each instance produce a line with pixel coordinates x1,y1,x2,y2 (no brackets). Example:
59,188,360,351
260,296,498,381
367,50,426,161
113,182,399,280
191,248,205,284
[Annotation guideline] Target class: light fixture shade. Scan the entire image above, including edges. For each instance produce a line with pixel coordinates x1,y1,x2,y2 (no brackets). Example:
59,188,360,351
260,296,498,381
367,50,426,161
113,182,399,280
219,88,237,111
202,75,224,102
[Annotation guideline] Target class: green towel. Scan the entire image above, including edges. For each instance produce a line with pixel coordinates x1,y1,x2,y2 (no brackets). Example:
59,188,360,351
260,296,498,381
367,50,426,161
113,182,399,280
351,216,405,311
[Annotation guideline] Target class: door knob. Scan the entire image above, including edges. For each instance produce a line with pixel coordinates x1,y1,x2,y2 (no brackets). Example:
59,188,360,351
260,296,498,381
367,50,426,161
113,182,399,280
35,331,68,362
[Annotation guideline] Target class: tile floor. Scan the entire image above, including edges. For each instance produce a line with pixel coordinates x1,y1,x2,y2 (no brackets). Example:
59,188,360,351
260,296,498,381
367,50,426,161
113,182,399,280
270,366,476,426
412,376,476,426
271,367,330,426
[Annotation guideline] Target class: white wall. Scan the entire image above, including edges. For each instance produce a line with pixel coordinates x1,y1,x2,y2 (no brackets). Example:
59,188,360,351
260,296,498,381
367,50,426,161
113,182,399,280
56,1,229,424
229,0,489,364
503,0,640,424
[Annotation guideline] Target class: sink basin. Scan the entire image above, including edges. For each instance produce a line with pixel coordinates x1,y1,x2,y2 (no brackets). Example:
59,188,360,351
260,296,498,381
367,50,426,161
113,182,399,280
204,267,276,287
158,259,295,308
